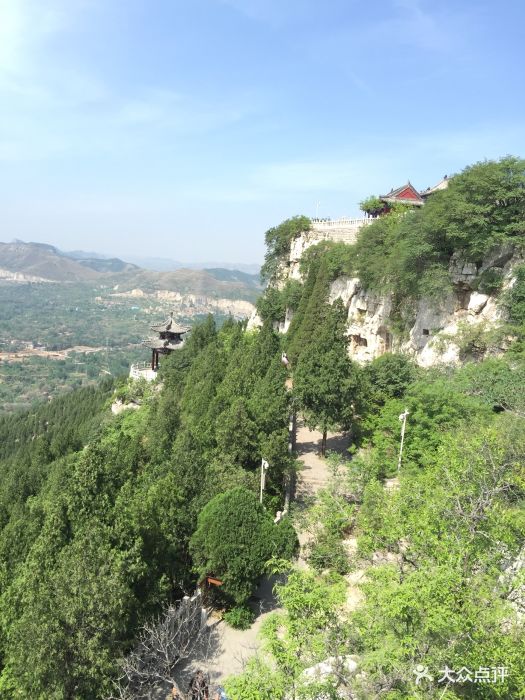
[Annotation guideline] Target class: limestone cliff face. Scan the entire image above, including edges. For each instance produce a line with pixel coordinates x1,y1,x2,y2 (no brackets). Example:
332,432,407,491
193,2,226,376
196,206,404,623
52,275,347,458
248,228,522,367
287,219,373,280
335,247,520,365
332,247,518,366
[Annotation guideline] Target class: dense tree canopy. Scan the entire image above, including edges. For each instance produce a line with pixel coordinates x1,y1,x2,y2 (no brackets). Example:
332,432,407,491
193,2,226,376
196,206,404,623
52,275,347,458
1,155,524,698
0,316,297,697
190,486,297,603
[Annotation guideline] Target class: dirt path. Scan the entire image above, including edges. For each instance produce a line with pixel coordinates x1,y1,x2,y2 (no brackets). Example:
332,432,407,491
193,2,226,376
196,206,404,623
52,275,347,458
294,419,350,564
295,420,350,499
172,576,282,691
294,419,366,612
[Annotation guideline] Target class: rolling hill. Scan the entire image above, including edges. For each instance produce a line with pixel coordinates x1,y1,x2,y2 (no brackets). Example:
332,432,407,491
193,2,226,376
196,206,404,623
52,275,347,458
0,241,262,301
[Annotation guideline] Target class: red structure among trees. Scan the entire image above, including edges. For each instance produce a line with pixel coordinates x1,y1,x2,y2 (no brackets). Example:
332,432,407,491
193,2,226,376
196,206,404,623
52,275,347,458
380,181,425,207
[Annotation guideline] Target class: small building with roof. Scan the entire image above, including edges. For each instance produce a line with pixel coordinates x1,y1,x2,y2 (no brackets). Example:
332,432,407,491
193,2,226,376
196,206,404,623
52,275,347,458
129,312,190,381
145,313,190,371
380,181,425,208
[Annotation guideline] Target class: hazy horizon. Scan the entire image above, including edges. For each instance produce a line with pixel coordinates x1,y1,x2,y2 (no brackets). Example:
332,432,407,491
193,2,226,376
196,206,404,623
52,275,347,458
0,235,262,268
1,0,525,262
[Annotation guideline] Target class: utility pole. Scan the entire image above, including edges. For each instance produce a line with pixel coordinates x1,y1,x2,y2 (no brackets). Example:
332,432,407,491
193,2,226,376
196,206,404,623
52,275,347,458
260,459,269,504
397,409,409,473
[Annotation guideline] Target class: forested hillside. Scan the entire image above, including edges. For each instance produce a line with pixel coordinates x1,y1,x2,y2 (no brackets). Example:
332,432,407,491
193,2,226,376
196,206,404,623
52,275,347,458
228,157,525,698
0,157,523,699
0,317,297,698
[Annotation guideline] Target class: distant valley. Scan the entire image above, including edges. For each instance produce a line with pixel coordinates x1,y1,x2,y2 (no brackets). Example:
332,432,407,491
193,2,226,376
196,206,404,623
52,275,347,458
0,241,262,410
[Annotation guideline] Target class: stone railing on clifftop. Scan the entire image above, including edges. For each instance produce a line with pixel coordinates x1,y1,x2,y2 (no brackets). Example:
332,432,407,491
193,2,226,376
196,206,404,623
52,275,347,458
310,217,376,245
287,217,377,280
129,361,157,382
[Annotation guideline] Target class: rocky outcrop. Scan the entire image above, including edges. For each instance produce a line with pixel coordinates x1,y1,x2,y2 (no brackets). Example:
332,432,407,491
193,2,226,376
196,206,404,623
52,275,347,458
286,221,373,280
113,288,255,320
329,278,394,363
328,249,519,366
273,230,522,366
0,267,51,283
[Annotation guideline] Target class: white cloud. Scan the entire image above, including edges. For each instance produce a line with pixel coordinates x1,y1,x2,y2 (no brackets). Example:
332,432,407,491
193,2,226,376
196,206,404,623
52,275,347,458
179,121,525,208
0,0,75,75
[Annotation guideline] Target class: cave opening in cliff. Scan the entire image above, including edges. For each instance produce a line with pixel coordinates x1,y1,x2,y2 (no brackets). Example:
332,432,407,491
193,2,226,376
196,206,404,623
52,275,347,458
352,335,368,347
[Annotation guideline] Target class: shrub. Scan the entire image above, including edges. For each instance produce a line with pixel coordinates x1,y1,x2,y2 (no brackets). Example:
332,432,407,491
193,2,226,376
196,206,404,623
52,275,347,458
308,531,350,575
504,264,525,326
271,517,299,560
256,287,286,323
223,604,256,630
190,487,295,604
359,195,384,217
261,216,311,282
476,268,504,294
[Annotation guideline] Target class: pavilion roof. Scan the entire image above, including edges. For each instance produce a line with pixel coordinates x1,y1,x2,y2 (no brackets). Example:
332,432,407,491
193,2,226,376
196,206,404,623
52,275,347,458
150,314,191,334
380,181,424,206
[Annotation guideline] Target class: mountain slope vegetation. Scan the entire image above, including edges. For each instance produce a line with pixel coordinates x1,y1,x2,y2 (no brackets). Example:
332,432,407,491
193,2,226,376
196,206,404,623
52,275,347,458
0,317,297,698
0,156,523,699
0,241,262,299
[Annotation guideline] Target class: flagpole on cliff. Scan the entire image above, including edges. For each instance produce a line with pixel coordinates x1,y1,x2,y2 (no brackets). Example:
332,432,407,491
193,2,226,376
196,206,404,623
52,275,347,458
397,409,409,473
260,459,269,504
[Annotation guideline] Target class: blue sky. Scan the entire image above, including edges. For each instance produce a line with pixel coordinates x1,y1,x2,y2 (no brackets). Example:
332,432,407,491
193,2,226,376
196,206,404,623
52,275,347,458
1,0,524,264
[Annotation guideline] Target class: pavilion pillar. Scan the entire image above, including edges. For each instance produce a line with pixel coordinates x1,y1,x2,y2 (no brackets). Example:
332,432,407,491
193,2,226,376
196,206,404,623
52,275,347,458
151,350,156,371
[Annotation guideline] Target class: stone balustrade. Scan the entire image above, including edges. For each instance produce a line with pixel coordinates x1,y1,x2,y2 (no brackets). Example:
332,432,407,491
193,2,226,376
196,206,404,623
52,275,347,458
310,217,376,245
129,361,157,382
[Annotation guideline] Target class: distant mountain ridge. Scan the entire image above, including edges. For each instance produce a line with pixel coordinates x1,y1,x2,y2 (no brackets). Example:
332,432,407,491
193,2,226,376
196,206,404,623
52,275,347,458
1,241,101,282
6,240,261,276
0,241,262,302
119,255,261,275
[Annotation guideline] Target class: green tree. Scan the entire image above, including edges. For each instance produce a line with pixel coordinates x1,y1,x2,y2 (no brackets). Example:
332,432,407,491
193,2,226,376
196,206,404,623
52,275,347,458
215,397,259,468
364,352,416,406
293,301,363,455
504,264,525,326
359,195,384,217
353,417,525,698
225,569,350,700
189,487,295,603
261,216,311,283
1,526,134,699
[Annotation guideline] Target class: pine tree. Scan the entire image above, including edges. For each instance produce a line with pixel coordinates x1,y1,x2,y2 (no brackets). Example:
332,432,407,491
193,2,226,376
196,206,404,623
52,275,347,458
293,300,362,455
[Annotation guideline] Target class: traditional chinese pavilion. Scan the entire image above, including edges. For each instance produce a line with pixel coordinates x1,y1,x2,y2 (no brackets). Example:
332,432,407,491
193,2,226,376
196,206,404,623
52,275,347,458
380,181,425,208
143,313,190,371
